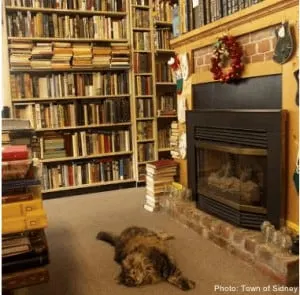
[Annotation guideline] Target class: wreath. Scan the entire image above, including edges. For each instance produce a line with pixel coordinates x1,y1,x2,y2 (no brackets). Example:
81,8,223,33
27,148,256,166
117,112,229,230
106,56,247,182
210,35,244,83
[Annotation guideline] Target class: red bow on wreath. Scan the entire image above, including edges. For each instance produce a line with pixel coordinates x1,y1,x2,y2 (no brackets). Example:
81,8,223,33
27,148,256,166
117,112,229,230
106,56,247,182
210,35,244,83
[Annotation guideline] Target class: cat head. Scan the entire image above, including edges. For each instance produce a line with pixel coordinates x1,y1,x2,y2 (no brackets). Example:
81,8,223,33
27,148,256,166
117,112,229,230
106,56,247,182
118,253,155,287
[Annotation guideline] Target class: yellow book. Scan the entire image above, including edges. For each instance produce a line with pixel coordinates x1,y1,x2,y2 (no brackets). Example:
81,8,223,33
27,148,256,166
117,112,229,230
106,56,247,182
2,186,43,219
2,199,43,219
2,209,48,235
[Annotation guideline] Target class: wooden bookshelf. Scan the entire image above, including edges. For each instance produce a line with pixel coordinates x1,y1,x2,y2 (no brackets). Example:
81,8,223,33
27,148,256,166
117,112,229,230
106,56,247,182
4,1,135,194
41,151,133,163
152,0,177,159
12,94,130,102
130,0,157,181
6,6,127,17
42,178,136,193
128,0,177,181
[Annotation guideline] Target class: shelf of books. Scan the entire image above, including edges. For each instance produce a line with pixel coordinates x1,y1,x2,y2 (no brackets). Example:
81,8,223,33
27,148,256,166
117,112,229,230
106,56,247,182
153,0,177,161
130,0,157,182
4,0,135,194
2,119,50,292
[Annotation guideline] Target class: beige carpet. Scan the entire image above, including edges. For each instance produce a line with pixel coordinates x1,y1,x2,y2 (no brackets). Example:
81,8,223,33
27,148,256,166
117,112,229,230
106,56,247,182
16,187,298,295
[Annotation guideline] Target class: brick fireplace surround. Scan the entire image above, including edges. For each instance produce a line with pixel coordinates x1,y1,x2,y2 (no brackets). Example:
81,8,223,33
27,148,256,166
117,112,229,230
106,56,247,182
161,197,299,286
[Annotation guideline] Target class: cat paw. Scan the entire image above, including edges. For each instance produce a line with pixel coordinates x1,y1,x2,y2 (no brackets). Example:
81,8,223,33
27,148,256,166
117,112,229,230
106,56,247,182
180,279,196,291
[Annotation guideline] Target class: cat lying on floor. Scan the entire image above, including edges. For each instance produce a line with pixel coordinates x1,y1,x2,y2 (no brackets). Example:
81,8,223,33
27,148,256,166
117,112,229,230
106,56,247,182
96,226,196,291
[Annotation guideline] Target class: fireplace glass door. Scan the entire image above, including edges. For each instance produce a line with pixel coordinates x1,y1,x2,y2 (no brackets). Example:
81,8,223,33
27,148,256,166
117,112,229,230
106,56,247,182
196,142,267,214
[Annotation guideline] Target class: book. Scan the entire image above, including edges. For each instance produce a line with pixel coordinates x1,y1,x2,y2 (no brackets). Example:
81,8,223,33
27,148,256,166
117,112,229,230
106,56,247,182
2,267,49,290
2,209,48,235
2,145,29,161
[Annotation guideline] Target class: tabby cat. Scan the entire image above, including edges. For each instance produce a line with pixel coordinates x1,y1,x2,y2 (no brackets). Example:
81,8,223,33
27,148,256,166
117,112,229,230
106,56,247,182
96,226,196,291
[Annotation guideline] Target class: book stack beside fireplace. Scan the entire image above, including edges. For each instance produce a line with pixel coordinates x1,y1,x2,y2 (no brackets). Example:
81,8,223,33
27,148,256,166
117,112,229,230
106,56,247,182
2,119,50,291
144,160,178,212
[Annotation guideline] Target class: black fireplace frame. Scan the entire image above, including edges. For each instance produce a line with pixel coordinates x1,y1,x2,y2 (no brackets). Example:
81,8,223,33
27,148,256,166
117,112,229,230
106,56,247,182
187,109,287,229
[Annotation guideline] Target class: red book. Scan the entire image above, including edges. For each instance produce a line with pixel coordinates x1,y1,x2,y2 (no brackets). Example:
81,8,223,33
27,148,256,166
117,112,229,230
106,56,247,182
2,145,29,161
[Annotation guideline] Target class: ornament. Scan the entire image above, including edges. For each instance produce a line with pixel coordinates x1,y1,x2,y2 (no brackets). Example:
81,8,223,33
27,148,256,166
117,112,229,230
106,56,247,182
210,35,244,83
168,55,183,94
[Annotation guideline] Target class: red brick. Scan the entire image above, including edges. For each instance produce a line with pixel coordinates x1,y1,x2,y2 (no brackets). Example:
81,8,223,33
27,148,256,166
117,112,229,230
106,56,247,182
232,229,248,244
256,244,273,264
201,215,213,229
244,238,257,254
211,221,222,235
257,39,271,53
243,56,251,64
244,43,257,56
264,51,274,60
194,46,209,56
237,34,250,45
209,234,228,248
250,26,276,42
199,65,210,72
251,54,265,63
271,36,277,50
219,223,234,240
196,56,204,66
205,54,212,65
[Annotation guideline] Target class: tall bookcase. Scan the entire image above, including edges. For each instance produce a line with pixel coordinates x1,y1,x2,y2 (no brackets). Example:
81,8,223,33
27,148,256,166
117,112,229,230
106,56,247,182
4,0,135,195
152,0,176,160
129,0,176,182
130,0,156,182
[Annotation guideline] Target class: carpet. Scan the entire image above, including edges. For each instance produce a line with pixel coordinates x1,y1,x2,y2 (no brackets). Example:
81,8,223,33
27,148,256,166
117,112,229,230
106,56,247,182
15,187,298,295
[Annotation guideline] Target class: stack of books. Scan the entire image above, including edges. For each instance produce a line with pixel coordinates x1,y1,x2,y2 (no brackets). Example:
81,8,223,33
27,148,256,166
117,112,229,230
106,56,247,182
170,121,180,159
92,46,111,67
31,43,53,69
2,119,50,291
9,42,33,69
72,43,93,68
110,44,130,68
52,42,73,69
144,159,178,212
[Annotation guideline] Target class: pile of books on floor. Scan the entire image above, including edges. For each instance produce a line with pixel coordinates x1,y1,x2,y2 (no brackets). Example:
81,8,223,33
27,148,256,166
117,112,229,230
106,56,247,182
144,159,178,212
2,119,50,291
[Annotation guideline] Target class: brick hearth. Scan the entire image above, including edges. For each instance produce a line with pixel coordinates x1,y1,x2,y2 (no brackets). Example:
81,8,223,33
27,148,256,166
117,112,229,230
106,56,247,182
161,197,299,286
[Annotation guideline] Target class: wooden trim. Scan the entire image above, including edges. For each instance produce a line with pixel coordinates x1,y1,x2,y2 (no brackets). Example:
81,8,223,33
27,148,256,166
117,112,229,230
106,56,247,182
42,179,135,193
41,151,133,163
5,6,127,17
8,37,128,42
170,0,298,48
192,61,282,84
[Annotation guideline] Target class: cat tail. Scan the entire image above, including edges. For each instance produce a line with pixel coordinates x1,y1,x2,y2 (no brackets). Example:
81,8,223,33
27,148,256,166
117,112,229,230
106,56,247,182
96,231,118,246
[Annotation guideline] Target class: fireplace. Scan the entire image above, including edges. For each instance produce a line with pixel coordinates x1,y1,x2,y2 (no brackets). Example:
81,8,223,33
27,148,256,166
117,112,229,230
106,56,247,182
187,110,287,229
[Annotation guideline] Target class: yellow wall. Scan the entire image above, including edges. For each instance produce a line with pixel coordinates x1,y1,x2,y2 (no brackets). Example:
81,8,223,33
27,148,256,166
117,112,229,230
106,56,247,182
171,0,299,230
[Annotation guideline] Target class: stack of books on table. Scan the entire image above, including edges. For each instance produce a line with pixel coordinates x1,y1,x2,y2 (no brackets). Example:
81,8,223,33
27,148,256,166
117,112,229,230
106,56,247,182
144,159,178,212
2,119,50,291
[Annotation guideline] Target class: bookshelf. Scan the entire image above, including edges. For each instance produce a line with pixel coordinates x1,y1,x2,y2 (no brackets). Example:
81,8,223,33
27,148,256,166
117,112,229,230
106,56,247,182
153,0,177,162
177,0,265,36
130,0,157,182
129,0,177,182
4,0,135,194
